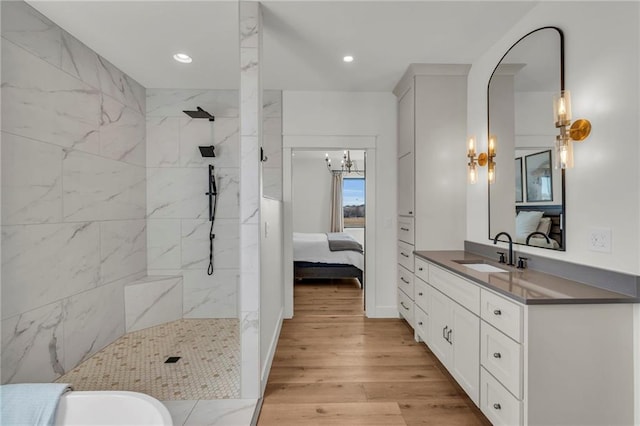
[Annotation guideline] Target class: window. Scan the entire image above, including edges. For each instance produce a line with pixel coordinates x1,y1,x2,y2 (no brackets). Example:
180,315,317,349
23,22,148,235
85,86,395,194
343,178,365,228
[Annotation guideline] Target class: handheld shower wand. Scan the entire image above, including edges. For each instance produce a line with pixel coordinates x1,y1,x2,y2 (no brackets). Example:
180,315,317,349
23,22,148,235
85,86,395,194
206,165,218,275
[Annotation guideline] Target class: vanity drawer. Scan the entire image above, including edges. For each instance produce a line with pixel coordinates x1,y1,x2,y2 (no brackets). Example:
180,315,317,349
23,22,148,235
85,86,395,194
398,217,415,245
414,278,429,313
481,321,522,399
429,264,480,315
398,289,414,327
414,305,429,341
481,289,523,342
480,367,522,426
397,265,414,299
414,257,429,283
398,241,414,272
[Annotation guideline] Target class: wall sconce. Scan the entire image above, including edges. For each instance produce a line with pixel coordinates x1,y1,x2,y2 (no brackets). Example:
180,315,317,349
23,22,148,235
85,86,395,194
467,136,496,184
554,90,591,169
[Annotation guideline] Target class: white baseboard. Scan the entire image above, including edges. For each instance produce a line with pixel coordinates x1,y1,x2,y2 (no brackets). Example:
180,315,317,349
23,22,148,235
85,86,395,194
261,307,284,395
367,305,400,318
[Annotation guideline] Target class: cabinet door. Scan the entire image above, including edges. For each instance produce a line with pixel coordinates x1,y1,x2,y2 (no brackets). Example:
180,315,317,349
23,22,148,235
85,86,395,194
426,286,452,366
450,305,480,404
398,85,414,158
398,152,414,216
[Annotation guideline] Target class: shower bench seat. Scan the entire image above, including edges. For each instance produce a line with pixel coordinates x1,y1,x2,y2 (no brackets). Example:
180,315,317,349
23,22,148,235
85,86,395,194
124,275,183,332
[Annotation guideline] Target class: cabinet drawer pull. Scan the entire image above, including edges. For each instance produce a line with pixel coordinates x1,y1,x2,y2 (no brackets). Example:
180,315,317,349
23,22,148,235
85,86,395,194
408,211,413,215
442,325,448,341
447,328,453,345
493,403,501,410
400,277,410,284
400,252,409,258
493,352,501,359
400,302,410,311
418,321,423,326
493,309,502,316
400,227,410,231
418,267,423,271
418,292,423,296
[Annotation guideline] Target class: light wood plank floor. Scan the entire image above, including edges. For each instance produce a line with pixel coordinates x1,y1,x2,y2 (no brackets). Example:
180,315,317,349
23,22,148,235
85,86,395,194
258,279,491,425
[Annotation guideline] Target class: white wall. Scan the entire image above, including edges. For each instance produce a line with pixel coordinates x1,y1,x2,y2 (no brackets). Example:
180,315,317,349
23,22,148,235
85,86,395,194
283,91,397,318
467,2,640,275
292,155,332,233
260,197,283,391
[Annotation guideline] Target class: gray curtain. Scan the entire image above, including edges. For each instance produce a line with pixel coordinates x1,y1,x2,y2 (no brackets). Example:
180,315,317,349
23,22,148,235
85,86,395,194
330,171,344,232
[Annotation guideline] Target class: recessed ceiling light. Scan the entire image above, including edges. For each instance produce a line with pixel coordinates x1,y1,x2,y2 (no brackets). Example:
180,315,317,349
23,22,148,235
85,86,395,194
173,53,192,64
343,55,354,63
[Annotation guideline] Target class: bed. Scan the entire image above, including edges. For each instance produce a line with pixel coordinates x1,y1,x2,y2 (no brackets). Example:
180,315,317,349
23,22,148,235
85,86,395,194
515,205,564,249
293,232,364,286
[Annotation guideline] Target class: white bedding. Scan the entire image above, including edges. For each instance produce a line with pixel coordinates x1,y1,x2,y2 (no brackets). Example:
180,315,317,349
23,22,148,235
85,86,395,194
293,232,364,271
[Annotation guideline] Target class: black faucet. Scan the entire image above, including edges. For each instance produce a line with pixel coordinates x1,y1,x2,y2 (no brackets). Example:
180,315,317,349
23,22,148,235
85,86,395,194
493,232,515,266
526,231,551,245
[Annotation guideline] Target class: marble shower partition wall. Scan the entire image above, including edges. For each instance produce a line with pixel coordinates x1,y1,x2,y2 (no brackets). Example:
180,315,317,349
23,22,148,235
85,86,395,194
1,0,146,384
146,89,240,319
262,90,283,200
239,0,263,399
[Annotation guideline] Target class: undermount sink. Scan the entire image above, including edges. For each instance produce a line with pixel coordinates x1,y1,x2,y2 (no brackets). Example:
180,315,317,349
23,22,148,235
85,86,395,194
453,260,508,273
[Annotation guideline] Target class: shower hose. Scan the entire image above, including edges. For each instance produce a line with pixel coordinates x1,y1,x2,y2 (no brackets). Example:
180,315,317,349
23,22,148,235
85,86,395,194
208,168,218,276
208,219,215,275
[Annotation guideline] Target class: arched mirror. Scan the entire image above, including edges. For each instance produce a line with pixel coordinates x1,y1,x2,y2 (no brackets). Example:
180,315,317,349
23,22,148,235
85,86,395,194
488,27,565,251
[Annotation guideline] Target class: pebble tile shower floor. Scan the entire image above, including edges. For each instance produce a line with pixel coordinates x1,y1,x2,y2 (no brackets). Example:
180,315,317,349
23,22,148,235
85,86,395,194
56,319,240,400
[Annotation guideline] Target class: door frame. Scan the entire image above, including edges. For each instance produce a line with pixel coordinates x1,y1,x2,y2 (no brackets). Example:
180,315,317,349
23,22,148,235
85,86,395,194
283,135,377,318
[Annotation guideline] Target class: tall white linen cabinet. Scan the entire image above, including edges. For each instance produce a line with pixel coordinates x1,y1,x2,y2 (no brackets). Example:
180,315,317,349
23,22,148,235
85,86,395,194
394,64,470,332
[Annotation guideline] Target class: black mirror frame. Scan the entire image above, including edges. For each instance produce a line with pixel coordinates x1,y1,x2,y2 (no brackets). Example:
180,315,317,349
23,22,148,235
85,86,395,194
486,26,566,251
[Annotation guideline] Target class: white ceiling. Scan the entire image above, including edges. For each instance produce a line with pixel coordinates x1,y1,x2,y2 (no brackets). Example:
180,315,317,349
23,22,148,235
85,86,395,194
28,1,538,91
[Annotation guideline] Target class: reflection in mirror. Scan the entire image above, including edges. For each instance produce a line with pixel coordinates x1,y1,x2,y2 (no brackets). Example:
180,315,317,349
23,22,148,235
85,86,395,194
488,27,565,251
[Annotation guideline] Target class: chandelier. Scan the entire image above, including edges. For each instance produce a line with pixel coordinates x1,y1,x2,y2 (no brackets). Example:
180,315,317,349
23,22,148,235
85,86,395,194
325,150,363,174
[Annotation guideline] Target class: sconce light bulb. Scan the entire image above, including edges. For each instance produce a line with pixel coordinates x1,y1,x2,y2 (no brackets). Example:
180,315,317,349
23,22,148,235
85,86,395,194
468,137,476,156
489,136,496,156
469,167,478,185
554,90,572,125
488,161,496,184
559,146,569,169
468,163,477,185
558,97,566,116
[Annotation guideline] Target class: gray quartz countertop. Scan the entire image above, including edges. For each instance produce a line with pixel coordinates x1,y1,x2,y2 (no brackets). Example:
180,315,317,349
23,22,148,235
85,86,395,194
413,250,639,305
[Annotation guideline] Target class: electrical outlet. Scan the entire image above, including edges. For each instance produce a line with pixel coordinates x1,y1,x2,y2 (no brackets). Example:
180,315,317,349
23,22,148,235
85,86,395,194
589,228,612,253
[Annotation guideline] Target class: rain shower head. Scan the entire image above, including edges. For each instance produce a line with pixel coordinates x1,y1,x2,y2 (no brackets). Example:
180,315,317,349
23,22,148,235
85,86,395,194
183,106,215,122
199,145,216,158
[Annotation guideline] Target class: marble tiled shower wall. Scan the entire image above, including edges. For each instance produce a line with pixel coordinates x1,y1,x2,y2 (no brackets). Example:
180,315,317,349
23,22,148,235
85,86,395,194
145,90,281,318
146,90,239,318
1,1,146,384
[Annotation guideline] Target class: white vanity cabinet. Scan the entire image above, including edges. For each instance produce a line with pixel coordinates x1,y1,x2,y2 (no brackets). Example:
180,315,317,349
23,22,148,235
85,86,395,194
415,253,637,426
425,272,480,404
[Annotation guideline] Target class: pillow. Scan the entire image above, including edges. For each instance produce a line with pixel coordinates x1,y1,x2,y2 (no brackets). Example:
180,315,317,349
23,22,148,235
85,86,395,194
536,217,552,236
515,211,544,239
